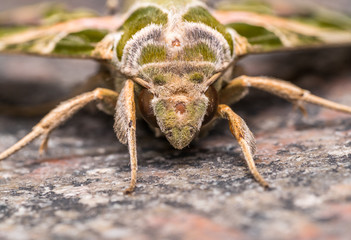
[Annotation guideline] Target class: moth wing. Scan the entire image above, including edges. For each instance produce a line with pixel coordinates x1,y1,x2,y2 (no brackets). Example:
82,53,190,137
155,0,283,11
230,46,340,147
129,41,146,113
213,2,351,57
0,3,124,60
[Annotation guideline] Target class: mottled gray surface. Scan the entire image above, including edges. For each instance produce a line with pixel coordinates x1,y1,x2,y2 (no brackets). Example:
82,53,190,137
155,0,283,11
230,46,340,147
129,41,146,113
1,1,351,240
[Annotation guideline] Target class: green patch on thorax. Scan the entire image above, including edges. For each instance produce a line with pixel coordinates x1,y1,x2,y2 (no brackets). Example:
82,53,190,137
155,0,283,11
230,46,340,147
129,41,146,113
139,42,216,65
140,64,215,85
151,72,174,86
188,72,204,83
53,29,108,55
183,42,216,62
153,74,167,85
139,44,167,65
116,6,168,60
183,7,234,54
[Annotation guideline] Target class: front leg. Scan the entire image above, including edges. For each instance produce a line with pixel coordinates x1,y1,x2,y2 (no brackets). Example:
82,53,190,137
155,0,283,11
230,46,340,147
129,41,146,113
0,66,113,117
0,88,118,160
220,75,351,114
218,104,269,189
113,80,137,194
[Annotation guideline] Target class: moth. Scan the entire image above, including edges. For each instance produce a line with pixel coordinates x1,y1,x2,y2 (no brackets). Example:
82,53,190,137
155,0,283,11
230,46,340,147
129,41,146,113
0,0,351,193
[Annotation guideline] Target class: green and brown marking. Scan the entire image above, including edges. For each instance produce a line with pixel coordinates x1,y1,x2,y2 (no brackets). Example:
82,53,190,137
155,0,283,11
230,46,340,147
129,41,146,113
116,6,168,60
1,0,350,59
115,1,234,76
110,0,351,149
182,6,234,54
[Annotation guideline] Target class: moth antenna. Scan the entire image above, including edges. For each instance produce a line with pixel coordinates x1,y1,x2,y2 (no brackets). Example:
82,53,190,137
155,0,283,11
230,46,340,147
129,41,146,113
221,75,351,115
204,72,222,89
1,88,119,162
302,93,351,114
133,77,151,89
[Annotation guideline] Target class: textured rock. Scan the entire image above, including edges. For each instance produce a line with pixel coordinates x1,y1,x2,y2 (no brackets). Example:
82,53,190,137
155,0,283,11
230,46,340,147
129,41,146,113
0,1,351,240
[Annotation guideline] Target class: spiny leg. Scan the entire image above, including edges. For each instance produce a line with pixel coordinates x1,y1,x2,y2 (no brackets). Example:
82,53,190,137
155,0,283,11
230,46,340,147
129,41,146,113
0,88,118,160
113,80,137,194
217,104,269,189
0,66,112,117
39,131,51,156
220,75,351,114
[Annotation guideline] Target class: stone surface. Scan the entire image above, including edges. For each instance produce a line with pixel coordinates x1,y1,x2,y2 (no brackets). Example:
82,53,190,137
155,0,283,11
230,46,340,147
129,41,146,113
1,1,351,240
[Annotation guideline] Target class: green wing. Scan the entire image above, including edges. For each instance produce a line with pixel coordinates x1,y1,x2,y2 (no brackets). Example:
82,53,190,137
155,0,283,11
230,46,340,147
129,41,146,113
213,1,351,56
0,3,123,60
1,1,350,59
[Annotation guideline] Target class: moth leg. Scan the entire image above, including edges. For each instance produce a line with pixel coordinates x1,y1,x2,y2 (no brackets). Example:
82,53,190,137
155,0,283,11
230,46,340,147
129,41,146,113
220,78,249,105
0,66,112,117
220,75,351,114
113,80,138,194
39,132,51,156
0,101,59,117
217,104,269,189
0,88,118,161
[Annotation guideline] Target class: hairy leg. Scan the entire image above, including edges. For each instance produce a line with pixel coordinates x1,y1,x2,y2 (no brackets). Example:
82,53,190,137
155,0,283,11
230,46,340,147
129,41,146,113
220,75,351,114
0,67,112,117
217,104,269,189
113,80,137,194
0,88,118,160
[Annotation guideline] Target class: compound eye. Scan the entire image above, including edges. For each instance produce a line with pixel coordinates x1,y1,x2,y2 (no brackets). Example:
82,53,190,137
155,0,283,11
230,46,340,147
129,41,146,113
138,89,158,128
203,85,218,125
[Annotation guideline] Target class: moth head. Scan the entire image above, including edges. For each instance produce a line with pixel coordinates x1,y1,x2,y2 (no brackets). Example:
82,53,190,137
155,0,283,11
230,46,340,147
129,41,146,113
137,70,219,149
